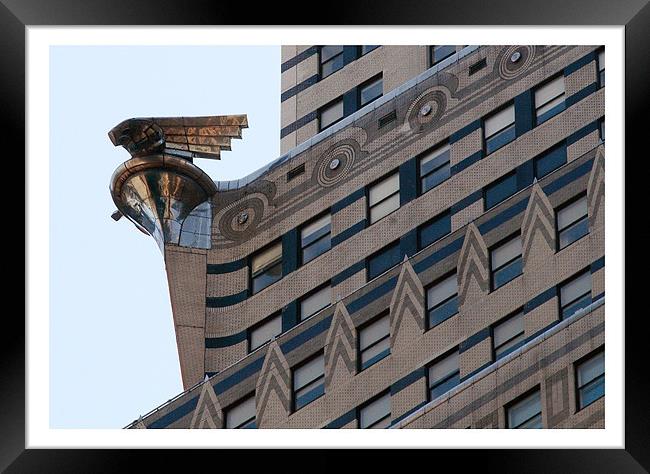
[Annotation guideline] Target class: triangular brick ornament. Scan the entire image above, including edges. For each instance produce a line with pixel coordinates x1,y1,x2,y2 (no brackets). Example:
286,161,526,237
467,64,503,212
521,182,556,266
457,223,489,307
189,379,223,429
324,302,357,390
389,257,425,349
255,340,291,428
587,144,605,232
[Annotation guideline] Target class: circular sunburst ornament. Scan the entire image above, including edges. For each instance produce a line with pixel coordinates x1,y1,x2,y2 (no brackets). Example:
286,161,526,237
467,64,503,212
218,197,266,241
406,88,447,133
498,46,536,80
315,141,357,187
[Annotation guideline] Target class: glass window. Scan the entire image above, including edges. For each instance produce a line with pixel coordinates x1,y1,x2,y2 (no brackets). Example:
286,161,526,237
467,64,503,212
599,118,605,142
428,350,460,400
301,213,331,265
418,211,451,249
359,392,391,429
597,49,605,87
484,104,516,154
249,313,282,352
359,75,383,107
484,171,517,210
534,145,566,179
319,98,344,131
560,271,592,319
557,195,589,250
320,45,344,78
490,235,523,290
493,310,525,359
299,285,331,321
368,172,400,224
293,353,325,411
427,273,458,328
361,45,379,55
225,394,256,429
251,241,282,294
430,45,456,67
507,390,542,429
535,76,566,125
359,314,390,370
367,241,402,281
577,350,605,410
419,142,451,193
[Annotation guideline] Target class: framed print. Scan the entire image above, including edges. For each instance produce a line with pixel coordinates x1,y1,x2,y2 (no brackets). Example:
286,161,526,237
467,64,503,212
8,0,647,471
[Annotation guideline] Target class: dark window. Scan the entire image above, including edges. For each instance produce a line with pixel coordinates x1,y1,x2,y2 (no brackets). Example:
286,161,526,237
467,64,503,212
359,392,391,429
248,312,282,353
368,172,400,224
299,284,331,322
560,270,592,319
300,213,331,265
359,75,383,107
492,310,525,360
361,45,380,55
597,49,605,87
358,313,390,370
419,142,451,194
534,145,567,179
319,98,344,131
426,273,458,328
599,118,605,141
293,353,325,411
534,75,566,125
367,241,401,280
320,46,344,78
507,389,542,429
428,350,460,400
429,45,456,67
576,349,605,410
287,163,305,181
225,394,256,429
490,234,523,290
484,104,516,155
469,57,487,75
556,195,589,250
484,171,517,210
418,211,451,249
251,241,282,294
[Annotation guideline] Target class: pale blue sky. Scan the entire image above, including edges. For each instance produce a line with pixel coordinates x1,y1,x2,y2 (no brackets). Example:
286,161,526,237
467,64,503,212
50,45,281,428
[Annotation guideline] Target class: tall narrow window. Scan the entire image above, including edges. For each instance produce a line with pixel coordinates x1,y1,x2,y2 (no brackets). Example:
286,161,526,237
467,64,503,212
359,313,390,370
359,75,383,107
484,104,516,154
560,270,592,319
293,353,325,411
319,98,344,131
299,284,331,321
534,75,566,125
300,213,331,265
248,312,282,353
419,142,451,193
320,46,344,78
251,241,282,294
426,273,458,327
484,171,517,210
597,49,605,87
599,118,605,142
507,389,542,429
225,394,256,429
490,235,523,290
429,45,456,67
428,350,460,400
359,392,391,428
576,350,605,410
492,310,525,359
556,195,589,250
368,172,400,224
367,241,401,281
418,211,451,249
534,144,567,179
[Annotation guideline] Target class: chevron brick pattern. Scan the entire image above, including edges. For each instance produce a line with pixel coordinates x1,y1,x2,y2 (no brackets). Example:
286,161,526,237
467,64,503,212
189,379,223,429
521,182,556,266
389,257,425,349
324,302,358,390
255,341,291,428
457,223,490,307
587,145,605,232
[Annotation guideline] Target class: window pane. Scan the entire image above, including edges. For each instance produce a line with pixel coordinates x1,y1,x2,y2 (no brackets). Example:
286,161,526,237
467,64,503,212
421,163,451,193
302,236,331,265
321,45,344,63
226,395,256,429
429,296,458,326
294,354,324,390
558,197,588,230
430,372,460,400
579,376,605,409
427,274,457,309
360,393,390,428
484,105,515,138
485,125,516,154
250,314,282,351
508,391,541,428
535,146,566,178
369,173,400,206
536,96,566,124
361,45,379,55
360,337,390,369
562,293,592,319
559,218,589,249
431,45,456,65
360,315,390,350
322,55,344,78
370,192,400,223
493,257,522,289
300,286,331,321
561,272,591,305
535,76,565,109
420,143,450,172
578,351,605,387
320,99,344,129
419,212,451,248
368,242,401,280
494,311,524,348
301,214,331,244
485,173,518,209
360,77,383,107
252,242,282,275
252,262,282,293
429,351,459,385
491,236,522,270
598,50,605,72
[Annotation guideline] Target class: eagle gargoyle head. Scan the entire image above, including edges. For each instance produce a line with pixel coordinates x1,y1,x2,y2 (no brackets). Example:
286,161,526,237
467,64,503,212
108,118,165,157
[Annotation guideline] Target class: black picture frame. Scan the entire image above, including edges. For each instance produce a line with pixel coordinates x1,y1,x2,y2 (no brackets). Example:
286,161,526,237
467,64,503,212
7,0,646,471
